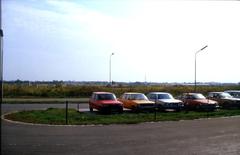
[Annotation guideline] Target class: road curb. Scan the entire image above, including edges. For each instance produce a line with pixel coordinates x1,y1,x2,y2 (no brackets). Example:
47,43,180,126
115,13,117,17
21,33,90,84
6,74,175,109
2,111,105,127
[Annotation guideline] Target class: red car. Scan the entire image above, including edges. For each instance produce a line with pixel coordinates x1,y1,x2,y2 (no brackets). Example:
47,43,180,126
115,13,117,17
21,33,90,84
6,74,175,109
179,93,219,111
89,92,123,113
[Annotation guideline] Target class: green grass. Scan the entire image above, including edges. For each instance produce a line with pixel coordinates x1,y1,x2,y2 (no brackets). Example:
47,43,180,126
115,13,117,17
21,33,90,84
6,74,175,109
4,108,240,125
3,98,89,104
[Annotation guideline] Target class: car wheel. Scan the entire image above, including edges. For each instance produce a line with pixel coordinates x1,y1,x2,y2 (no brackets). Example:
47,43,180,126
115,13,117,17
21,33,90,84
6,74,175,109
132,106,139,113
157,105,164,112
119,108,123,114
89,106,93,112
176,108,181,112
184,104,190,112
196,105,202,111
222,102,229,109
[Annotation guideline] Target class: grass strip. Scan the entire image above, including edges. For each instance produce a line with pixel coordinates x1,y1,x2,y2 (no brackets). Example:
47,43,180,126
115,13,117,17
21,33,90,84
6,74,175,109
4,108,240,125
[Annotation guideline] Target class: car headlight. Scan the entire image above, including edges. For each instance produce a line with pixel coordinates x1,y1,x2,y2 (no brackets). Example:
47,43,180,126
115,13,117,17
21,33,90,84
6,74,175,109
163,103,169,106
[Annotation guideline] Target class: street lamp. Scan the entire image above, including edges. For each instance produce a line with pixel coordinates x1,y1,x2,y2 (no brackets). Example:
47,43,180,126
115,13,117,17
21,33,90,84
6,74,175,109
195,45,208,92
0,0,3,114
109,53,114,85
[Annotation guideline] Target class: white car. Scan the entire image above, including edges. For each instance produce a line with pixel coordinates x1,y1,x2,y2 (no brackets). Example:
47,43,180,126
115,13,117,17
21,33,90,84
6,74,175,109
147,92,184,111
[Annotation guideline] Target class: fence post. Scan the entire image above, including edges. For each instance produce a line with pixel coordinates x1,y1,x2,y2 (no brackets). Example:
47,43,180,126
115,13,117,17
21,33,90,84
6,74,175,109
66,100,68,125
154,95,157,121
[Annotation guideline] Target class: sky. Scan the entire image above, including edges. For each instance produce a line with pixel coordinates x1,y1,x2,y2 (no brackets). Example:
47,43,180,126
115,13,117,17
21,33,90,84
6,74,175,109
2,0,240,83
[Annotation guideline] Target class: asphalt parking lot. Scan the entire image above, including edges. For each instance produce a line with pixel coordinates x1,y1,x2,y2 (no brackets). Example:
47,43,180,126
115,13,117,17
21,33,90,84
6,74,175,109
1,104,240,155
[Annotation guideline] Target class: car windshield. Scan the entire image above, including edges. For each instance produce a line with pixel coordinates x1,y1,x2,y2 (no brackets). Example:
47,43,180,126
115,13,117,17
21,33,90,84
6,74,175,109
220,93,232,98
192,94,206,99
157,94,173,99
97,94,116,100
130,94,148,100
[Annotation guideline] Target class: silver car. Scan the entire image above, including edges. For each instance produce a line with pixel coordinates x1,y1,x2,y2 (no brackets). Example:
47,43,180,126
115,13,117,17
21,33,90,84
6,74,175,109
147,92,184,111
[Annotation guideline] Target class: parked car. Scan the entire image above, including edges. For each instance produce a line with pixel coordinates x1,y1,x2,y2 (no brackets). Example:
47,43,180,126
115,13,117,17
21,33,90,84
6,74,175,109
224,90,240,98
207,92,240,109
118,92,155,111
179,93,218,111
146,92,184,111
89,92,123,113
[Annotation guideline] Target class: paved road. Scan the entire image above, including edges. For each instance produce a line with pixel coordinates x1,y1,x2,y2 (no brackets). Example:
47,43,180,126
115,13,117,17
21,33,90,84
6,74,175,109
1,103,89,114
1,104,240,155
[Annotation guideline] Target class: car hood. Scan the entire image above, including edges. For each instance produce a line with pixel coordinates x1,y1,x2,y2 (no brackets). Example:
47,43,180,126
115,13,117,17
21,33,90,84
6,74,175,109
157,99,183,103
132,100,155,104
98,100,122,105
194,99,217,104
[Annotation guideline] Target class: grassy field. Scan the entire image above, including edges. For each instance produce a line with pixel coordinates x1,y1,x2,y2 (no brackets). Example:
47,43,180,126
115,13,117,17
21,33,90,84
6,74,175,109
3,98,89,104
3,84,240,103
4,108,240,125
4,84,240,98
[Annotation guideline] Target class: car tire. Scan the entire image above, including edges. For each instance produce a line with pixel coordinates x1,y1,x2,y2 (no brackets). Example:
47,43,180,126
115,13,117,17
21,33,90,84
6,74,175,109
196,105,202,111
119,108,123,114
132,106,139,113
222,102,229,109
158,105,164,112
89,106,93,112
176,108,181,112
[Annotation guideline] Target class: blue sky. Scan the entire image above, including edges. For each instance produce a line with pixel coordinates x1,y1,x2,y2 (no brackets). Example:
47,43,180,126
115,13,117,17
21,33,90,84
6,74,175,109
2,0,240,83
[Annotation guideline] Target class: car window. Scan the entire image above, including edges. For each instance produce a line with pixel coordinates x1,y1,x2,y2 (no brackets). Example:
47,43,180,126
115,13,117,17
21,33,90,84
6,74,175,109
231,92,240,97
148,94,156,99
185,95,192,99
125,94,129,100
220,93,232,98
192,94,205,99
94,94,98,100
130,94,148,100
91,93,95,99
208,93,213,98
157,94,173,99
96,94,116,100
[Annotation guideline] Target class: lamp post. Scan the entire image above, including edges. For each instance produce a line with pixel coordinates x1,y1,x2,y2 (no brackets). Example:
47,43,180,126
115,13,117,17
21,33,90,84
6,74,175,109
109,53,114,85
0,0,3,115
195,45,208,92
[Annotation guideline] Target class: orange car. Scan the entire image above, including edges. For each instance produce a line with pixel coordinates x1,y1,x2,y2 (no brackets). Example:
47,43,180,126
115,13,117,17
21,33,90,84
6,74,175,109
179,93,218,111
118,92,155,111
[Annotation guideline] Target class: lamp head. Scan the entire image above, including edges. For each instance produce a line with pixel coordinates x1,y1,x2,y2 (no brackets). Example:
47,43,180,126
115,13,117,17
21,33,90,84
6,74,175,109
200,45,208,51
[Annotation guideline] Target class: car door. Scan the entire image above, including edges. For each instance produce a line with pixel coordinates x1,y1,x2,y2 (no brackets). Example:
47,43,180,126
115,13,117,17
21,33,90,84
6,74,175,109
124,94,133,109
183,95,195,108
119,94,128,108
213,94,223,104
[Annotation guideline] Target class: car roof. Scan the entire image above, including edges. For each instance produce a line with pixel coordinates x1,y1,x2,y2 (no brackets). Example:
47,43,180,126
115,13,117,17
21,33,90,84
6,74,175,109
208,92,225,94
148,92,170,94
93,92,113,94
123,92,143,95
225,90,240,92
183,93,202,95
